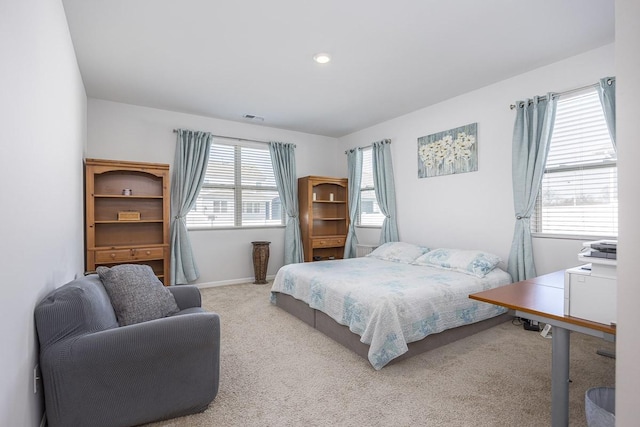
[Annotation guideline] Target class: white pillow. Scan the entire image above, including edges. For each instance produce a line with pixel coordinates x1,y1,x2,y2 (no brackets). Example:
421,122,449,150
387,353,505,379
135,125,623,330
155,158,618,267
412,248,501,278
367,242,430,264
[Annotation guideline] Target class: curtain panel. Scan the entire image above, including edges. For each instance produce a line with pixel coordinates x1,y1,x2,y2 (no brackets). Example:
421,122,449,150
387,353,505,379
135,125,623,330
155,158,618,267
597,76,616,150
269,142,304,264
371,139,400,244
507,95,557,282
344,148,363,258
170,129,212,284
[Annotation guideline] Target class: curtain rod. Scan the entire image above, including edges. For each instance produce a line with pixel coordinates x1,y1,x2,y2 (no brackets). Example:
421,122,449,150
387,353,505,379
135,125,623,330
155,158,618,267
509,79,613,110
172,129,270,145
345,144,371,154
344,139,391,154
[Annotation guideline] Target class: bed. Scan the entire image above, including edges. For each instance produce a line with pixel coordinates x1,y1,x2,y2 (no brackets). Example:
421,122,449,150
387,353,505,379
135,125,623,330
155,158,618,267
270,242,513,370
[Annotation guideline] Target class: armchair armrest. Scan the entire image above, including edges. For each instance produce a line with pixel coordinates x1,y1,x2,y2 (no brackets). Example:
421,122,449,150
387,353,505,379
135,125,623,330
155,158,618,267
41,312,220,427
168,284,202,309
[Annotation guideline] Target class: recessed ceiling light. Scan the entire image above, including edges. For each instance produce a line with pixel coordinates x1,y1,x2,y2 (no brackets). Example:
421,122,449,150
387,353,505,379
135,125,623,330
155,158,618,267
313,53,331,64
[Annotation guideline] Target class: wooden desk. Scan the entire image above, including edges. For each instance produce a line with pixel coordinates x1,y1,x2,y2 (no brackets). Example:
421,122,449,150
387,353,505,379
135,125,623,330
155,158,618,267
470,270,616,427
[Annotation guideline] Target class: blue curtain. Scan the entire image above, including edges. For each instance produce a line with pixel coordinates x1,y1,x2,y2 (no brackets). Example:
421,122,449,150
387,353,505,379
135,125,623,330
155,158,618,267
371,139,400,244
170,129,212,285
507,95,558,282
344,148,363,258
597,76,616,151
269,142,304,264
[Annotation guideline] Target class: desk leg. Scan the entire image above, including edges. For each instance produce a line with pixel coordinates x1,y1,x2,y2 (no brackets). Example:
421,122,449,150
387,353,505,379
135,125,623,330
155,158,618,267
551,326,570,427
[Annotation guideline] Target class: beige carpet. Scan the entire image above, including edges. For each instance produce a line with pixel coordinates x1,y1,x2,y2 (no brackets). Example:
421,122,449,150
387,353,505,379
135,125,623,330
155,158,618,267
145,282,615,427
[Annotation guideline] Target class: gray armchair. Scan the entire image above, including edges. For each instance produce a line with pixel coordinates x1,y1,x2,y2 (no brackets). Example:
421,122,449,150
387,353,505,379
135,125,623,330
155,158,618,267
34,274,220,427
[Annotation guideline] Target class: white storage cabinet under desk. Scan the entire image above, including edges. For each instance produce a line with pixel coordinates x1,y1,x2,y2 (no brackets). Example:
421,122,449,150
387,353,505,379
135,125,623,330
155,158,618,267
564,262,616,326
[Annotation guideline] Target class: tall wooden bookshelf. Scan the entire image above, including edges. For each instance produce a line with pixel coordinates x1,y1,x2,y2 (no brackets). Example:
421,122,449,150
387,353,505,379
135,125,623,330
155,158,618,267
298,176,349,262
85,159,171,284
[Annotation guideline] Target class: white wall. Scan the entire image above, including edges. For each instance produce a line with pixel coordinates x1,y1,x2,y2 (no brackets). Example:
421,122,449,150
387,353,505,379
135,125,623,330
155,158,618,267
0,0,87,425
340,44,615,275
87,99,342,284
615,0,640,423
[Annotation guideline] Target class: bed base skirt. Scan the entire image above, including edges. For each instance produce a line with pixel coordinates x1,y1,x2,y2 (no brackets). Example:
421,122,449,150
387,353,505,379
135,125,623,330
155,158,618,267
273,291,512,366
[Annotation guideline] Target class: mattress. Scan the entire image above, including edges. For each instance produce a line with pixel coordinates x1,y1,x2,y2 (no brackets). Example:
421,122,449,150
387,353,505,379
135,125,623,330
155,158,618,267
270,257,511,369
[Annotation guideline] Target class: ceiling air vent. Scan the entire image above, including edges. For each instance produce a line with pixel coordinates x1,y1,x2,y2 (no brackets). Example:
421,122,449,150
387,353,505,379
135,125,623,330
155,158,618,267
242,114,264,122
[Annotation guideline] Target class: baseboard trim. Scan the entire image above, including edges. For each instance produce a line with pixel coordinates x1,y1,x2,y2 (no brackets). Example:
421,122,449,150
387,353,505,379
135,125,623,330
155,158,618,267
195,275,275,289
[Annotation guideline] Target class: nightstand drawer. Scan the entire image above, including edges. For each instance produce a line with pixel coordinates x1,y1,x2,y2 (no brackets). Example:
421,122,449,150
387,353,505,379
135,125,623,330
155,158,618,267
312,237,345,248
95,247,164,263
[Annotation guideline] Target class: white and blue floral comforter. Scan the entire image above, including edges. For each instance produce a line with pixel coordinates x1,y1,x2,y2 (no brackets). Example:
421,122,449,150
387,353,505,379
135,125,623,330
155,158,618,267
270,257,511,370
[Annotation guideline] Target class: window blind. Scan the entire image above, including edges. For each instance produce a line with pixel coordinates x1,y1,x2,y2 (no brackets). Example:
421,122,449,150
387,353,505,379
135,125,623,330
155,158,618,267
187,142,282,228
532,89,617,237
358,148,384,226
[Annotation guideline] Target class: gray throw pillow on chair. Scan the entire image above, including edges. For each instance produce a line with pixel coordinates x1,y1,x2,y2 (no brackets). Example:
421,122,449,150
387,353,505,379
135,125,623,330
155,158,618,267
97,264,179,326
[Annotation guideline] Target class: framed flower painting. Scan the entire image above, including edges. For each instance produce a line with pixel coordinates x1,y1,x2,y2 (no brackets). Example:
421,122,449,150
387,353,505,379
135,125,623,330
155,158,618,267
417,123,478,178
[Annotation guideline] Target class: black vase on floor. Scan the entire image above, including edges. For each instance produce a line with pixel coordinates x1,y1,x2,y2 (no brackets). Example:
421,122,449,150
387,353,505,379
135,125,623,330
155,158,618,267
251,241,270,284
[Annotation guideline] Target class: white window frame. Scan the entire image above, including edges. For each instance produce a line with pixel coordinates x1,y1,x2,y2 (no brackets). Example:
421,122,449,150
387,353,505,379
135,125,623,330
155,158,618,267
531,87,617,239
186,140,284,229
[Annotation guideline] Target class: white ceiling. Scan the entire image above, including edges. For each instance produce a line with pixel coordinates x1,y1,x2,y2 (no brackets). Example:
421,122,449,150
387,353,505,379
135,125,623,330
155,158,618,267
62,0,614,138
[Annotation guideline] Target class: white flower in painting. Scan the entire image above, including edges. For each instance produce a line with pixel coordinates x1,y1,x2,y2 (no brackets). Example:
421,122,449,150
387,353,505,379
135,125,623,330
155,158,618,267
418,145,429,161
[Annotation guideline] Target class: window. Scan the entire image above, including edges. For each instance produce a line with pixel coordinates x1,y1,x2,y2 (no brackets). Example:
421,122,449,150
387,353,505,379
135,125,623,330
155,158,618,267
532,88,617,238
186,141,283,229
212,200,227,213
357,148,385,227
